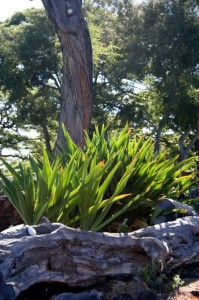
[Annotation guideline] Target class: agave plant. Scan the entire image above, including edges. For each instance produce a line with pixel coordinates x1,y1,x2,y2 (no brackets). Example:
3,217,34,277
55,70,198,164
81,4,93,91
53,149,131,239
58,124,196,230
0,148,131,229
0,150,61,224
0,125,196,231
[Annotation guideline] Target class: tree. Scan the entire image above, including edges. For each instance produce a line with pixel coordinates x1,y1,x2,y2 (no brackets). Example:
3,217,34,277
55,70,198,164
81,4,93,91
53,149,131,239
0,94,25,159
86,1,123,128
0,3,120,157
41,0,93,148
115,0,199,158
0,9,62,154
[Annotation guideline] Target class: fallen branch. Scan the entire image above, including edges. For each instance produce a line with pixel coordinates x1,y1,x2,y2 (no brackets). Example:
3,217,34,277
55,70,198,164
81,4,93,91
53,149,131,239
0,216,199,297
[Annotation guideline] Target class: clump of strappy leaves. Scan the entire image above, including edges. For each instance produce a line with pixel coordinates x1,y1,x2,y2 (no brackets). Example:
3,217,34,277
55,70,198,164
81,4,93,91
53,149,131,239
0,125,195,231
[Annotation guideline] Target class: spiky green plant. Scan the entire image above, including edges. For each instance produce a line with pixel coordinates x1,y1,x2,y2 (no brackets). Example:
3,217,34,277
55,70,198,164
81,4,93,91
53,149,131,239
58,124,196,230
0,150,60,224
0,125,196,231
0,149,131,229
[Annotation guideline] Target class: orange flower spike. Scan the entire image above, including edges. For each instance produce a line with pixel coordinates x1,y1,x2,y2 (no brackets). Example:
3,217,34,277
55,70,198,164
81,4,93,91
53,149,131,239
99,160,105,167
128,128,133,135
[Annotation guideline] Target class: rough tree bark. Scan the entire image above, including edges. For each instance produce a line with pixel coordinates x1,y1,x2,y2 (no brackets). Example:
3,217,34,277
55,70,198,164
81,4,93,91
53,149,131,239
41,120,52,152
41,0,93,148
154,124,162,154
179,119,199,161
0,216,199,297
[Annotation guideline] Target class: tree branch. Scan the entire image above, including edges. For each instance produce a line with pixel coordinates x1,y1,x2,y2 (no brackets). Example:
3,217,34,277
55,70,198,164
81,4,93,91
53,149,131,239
0,216,199,297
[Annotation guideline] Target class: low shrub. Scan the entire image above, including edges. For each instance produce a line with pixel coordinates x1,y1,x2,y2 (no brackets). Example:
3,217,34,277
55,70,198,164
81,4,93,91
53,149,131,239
0,125,195,231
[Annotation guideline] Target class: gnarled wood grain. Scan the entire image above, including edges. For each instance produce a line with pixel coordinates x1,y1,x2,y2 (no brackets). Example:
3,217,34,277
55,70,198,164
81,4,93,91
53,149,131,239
0,216,199,297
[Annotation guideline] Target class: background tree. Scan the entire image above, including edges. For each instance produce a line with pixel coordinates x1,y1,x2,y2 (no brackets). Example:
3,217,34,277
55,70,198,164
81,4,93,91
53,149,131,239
115,0,199,158
0,9,61,154
1,0,199,161
0,3,119,157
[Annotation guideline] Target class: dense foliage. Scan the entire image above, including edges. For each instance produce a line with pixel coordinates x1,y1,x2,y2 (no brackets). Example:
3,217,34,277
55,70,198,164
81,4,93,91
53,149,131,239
0,0,199,160
0,9,61,156
0,126,195,231
115,0,199,158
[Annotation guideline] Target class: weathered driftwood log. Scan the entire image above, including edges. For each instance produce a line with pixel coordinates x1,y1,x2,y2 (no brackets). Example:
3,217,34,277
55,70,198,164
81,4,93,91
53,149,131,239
0,216,199,297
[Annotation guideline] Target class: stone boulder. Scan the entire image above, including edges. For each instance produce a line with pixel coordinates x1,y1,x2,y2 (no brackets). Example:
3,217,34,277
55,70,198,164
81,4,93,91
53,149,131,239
152,198,198,225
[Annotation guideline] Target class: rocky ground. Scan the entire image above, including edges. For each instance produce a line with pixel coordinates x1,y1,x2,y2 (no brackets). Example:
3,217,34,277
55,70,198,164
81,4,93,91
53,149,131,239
173,280,199,300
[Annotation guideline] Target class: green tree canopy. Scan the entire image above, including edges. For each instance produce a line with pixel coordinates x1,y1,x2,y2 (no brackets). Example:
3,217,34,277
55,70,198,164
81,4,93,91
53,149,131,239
114,0,199,157
0,8,62,155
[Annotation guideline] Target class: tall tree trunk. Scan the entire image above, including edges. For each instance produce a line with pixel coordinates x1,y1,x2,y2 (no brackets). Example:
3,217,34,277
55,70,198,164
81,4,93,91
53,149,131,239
41,0,93,148
41,121,52,152
154,123,162,154
179,119,199,161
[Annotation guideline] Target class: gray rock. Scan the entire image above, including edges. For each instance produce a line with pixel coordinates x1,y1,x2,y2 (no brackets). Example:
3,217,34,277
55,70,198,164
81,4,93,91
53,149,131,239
112,293,132,299
188,187,199,212
152,198,198,225
137,290,158,300
189,187,199,199
55,291,100,300
34,217,54,234
0,272,15,300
